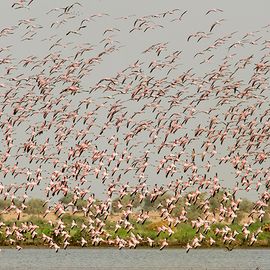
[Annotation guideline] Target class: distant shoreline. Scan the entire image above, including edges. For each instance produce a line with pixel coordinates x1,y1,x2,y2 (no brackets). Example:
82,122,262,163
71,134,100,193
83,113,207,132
1,245,270,249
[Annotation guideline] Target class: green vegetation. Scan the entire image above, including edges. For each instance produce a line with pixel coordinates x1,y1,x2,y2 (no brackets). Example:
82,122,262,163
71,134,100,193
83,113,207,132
25,199,46,215
0,192,269,248
1,216,270,248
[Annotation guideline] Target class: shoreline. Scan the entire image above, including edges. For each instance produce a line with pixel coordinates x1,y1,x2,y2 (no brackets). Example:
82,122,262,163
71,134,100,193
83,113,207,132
1,245,270,249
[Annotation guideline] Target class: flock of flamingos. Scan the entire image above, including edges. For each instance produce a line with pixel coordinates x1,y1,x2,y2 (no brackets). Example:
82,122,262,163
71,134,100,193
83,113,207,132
0,0,269,252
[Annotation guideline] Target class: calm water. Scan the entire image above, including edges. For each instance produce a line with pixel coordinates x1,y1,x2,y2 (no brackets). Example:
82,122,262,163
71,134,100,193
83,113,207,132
0,248,268,270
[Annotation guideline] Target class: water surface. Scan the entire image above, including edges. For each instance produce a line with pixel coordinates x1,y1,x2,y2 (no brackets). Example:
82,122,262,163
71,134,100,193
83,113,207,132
0,248,267,270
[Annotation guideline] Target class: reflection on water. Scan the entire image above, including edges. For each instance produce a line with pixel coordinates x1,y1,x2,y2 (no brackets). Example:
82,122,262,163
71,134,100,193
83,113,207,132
0,248,268,270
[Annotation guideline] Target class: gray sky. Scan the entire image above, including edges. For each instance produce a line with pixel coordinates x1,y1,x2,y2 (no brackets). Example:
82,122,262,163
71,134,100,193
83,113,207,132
0,0,269,203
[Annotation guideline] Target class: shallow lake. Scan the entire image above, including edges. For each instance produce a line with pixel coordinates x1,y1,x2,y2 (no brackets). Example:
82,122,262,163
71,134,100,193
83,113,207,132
0,248,268,270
